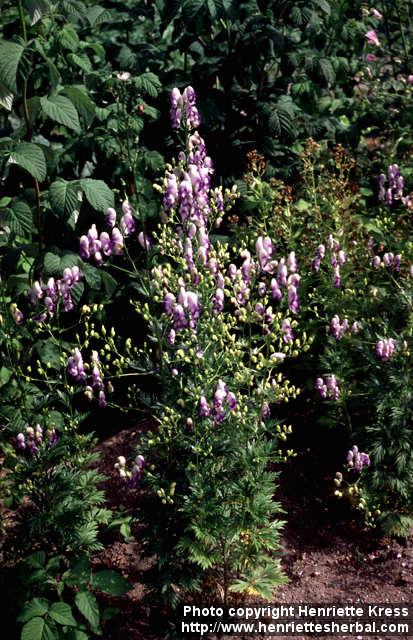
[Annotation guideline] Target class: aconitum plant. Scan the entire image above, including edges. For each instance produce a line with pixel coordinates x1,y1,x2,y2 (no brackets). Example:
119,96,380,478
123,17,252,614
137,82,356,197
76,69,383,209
110,86,309,603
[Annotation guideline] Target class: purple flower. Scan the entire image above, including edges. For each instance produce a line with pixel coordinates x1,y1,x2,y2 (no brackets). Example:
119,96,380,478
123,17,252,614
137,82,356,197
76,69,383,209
67,348,86,381
282,318,294,343
375,338,397,361
227,391,237,411
365,29,380,46
213,288,224,313
105,207,116,228
10,303,24,325
199,395,210,417
120,210,136,236
287,284,300,314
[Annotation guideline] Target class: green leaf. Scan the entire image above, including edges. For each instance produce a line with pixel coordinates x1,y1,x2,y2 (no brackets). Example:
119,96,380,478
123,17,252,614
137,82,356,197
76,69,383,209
23,0,50,25
71,281,84,305
82,264,101,290
70,555,91,587
0,81,13,110
43,251,61,275
21,617,44,640
100,271,118,297
49,602,77,627
49,179,81,218
6,201,33,235
86,5,112,25
67,53,92,73
18,598,50,623
40,94,80,132
134,72,162,98
0,40,25,93
60,25,80,51
75,591,99,630
62,86,95,127
92,570,131,596
80,178,114,212
0,366,12,386
8,142,46,181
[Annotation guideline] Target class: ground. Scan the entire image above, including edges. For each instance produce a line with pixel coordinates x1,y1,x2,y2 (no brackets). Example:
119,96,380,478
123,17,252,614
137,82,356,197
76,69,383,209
94,425,413,640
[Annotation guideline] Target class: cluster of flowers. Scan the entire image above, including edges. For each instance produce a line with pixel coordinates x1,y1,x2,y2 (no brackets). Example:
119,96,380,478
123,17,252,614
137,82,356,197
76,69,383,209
225,242,300,340
15,425,58,455
114,454,145,488
375,338,397,361
315,375,340,400
378,164,405,205
79,202,137,265
312,236,346,288
22,266,82,324
346,445,371,472
170,86,200,130
164,286,201,333
372,251,401,270
198,380,238,425
67,347,113,407
330,315,360,340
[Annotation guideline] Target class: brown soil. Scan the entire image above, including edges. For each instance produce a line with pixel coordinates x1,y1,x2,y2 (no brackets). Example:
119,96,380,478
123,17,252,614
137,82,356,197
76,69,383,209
94,427,413,640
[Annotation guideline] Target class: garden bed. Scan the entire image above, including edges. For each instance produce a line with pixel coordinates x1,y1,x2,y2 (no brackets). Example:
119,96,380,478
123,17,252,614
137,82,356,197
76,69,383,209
94,426,413,639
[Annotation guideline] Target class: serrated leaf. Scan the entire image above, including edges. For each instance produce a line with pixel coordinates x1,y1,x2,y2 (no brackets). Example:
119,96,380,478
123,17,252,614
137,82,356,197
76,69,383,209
92,570,131,596
60,25,80,51
62,86,95,127
21,617,50,640
40,94,80,132
134,72,162,98
80,178,114,212
49,179,81,218
8,142,46,181
100,271,118,297
0,40,25,93
49,602,77,627
67,53,92,73
71,281,84,305
0,81,13,110
82,264,102,289
23,0,50,25
43,251,61,275
87,5,111,25
75,591,99,630
18,598,50,623
6,201,33,236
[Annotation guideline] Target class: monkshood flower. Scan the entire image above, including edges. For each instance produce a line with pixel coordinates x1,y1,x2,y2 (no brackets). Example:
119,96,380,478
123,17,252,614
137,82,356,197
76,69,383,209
256,236,276,273
164,287,201,331
80,201,138,265
170,86,200,130
15,425,58,456
67,348,112,406
346,445,371,472
10,303,24,325
375,338,397,361
330,315,352,340
315,375,340,400
378,164,405,205
198,382,238,425
365,29,380,46
282,318,294,343
25,267,82,319
67,348,86,382
114,454,146,487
